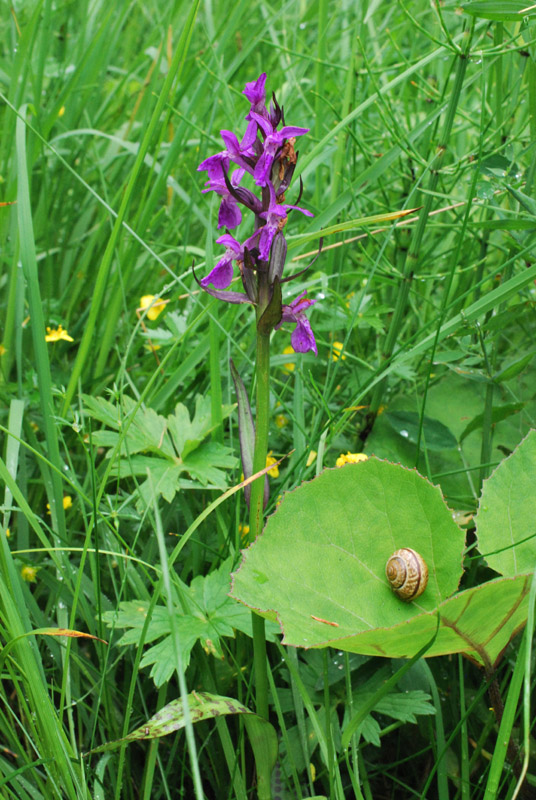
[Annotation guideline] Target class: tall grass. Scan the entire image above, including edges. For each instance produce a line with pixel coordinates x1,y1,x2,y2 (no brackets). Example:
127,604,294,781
1,1,535,798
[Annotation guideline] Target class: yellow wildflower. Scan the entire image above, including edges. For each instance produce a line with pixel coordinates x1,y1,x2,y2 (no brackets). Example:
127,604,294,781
58,106,65,117
0,344,6,356
45,325,74,342
239,523,250,541
331,341,347,361
139,295,167,321
266,452,279,478
21,565,38,583
46,495,73,514
5,528,10,538
275,413,288,429
282,345,295,374
336,452,368,468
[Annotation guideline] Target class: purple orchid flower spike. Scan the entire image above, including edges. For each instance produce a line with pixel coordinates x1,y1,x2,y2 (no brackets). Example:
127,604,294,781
197,73,318,358
276,292,318,355
250,112,308,186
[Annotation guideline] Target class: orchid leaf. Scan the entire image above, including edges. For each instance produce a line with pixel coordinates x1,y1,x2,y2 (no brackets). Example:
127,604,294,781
257,277,282,334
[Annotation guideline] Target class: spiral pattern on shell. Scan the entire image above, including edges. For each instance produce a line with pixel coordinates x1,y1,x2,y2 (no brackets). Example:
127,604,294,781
385,548,428,601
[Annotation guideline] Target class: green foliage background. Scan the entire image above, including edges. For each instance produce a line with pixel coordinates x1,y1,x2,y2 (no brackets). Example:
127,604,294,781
1,0,536,798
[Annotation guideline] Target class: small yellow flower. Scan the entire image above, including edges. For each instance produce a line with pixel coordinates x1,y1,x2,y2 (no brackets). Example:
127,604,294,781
58,105,66,117
282,345,295,374
306,450,317,468
45,325,74,343
0,344,6,356
5,528,10,538
139,295,167,321
336,452,368,468
331,341,347,361
275,413,288,429
238,523,250,541
266,452,279,478
46,495,73,514
21,565,38,583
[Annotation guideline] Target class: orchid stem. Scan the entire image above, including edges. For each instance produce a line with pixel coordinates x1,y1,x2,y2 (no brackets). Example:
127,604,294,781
248,318,271,723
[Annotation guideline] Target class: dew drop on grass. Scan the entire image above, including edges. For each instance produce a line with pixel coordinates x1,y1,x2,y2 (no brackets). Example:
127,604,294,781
400,429,409,438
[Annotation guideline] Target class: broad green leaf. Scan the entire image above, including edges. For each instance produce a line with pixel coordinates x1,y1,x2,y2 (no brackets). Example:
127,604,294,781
167,395,234,459
231,459,532,666
119,398,174,457
459,402,525,442
182,442,238,488
84,394,175,457
370,689,435,724
140,634,203,687
111,457,185,505
104,603,172,645
232,458,464,631
384,410,457,451
83,394,123,428
475,430,536,577
462,1,536,20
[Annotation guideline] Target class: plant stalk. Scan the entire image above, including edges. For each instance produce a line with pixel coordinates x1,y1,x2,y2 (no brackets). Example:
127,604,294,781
248,288,272,726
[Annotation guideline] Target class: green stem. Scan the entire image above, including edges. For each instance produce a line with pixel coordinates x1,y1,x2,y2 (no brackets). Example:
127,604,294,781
248,298,271,725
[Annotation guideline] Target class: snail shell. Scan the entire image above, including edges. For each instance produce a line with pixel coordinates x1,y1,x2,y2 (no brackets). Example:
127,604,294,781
385,548,428,601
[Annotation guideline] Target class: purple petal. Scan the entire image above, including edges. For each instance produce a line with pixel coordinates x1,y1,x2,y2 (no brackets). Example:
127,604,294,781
285,203,314,217
291,316,317,355
201,258,234,289
243,73,267,105
241,119,259,151
253,152,274,186
279,125,309,139
231,167,245,187
217,196,242,229
250,111,274,137
198,152,229,173
216,232,242,251
220,129,241,155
